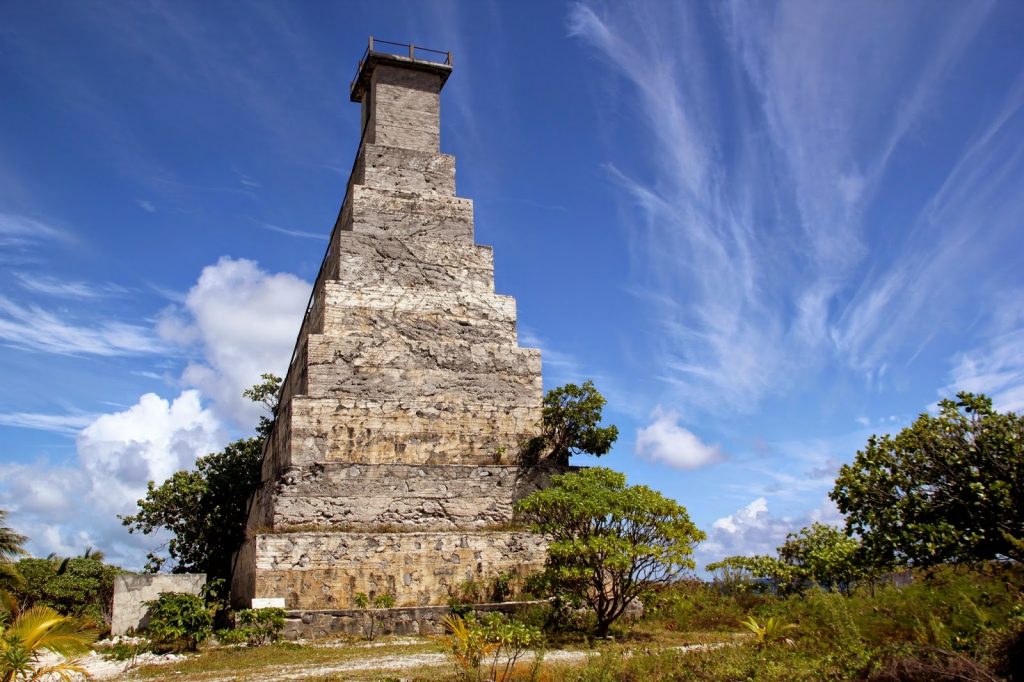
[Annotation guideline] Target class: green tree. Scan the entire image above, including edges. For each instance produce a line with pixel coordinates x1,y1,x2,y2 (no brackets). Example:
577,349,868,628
242,372,282,440
830,392,1024,567
707,524,862,595
0,513,26,564
0,511,26,613
523,380,619,465
516,467,705,636
120,374,280,583
120,437,263,583
778,523,863,593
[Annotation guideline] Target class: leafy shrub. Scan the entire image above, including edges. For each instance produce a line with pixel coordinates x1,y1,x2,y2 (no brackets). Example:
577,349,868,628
441,612,545,681
144,592,213,652
738,615,797,648
214,627,249,645
353,592,395,640
237,607,286,646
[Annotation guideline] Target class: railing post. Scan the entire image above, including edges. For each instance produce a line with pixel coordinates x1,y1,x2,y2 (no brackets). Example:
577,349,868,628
369,36,374,52
409,43,415,59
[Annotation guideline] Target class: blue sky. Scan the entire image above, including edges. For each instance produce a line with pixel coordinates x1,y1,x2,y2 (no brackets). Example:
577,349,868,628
1,1,1023,570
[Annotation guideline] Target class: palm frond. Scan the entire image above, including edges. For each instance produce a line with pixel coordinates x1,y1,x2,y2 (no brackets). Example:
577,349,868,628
5,606,98,658
0,509,28,562
25,659,90,682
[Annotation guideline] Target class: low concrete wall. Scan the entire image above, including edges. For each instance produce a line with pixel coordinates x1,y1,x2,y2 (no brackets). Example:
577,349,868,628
282,601,545,639
111,573,206,636
283,600,644,639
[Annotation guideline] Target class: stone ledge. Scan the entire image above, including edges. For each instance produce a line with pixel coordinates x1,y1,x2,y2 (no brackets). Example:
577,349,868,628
249,530,548,609
263,463,569,530
283,600,545,639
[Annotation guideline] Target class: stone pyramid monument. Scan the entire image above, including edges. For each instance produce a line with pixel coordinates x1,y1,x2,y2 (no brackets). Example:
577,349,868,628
231,41,557,612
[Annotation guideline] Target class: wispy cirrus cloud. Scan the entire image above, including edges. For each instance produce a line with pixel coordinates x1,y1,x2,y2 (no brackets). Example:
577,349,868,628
0,411,97,435
0,296,162,356
0,213,73,250
15,273,129,299
944,325,1024,414
568,1,1008,414
255,221,328,241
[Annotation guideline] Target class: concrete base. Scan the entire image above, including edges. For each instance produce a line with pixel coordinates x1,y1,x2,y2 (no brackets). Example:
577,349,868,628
282,600,546,639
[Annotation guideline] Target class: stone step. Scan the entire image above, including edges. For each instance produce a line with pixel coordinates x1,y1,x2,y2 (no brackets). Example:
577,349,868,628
257,463,566,531
321,307,518,345
239,530,547,609
331,232,493,293
324,280,515,320
354,144,456,196
280,396,541,468
305,334,539,383
340,185,473,242
304,365,541,405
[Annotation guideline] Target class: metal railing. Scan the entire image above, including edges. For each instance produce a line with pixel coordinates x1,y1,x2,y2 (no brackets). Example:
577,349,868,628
350,36,452,93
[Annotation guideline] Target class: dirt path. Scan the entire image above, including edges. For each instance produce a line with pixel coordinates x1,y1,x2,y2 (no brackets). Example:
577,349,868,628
197,641,731,682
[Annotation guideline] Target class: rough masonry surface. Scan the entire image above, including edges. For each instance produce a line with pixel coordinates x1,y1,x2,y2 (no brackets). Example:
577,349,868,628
231,50,558,611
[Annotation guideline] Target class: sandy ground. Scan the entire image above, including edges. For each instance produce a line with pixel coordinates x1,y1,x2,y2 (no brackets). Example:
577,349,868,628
35,648,185,680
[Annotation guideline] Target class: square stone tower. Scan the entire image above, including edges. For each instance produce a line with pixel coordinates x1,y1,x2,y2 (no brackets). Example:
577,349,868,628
231,42,557,610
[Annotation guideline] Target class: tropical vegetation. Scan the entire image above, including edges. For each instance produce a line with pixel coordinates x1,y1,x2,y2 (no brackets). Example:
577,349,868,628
120,374,280,583
516,466,705,636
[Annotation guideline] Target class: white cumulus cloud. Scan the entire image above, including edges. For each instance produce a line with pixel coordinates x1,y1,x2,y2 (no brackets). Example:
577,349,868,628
2,390,225,567
158,256,310,428
77,390,224,513
636,407,723,469
696,496,846,570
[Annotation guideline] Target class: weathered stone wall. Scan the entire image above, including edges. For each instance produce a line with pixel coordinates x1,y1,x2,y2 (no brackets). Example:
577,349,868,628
266,463,564,529
349,186,473,241
355,144,456,196
367,65,443,152
287,398,540,466
112,573,206,636
250,531,547,609
232,51,550,613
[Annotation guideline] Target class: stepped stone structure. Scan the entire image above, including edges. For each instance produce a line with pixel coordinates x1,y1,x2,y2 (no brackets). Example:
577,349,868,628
231,43,559,612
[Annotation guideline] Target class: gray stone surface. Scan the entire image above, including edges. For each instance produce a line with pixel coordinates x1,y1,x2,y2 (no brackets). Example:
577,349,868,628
261,463,566,530
111,573,206,636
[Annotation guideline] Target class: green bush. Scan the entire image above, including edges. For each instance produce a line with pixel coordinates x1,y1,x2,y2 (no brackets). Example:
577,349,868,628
144,592,213,652
213,627,249,645
441,612,545,681
12,556,121,629
353,592,396,640
237,607,286,646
